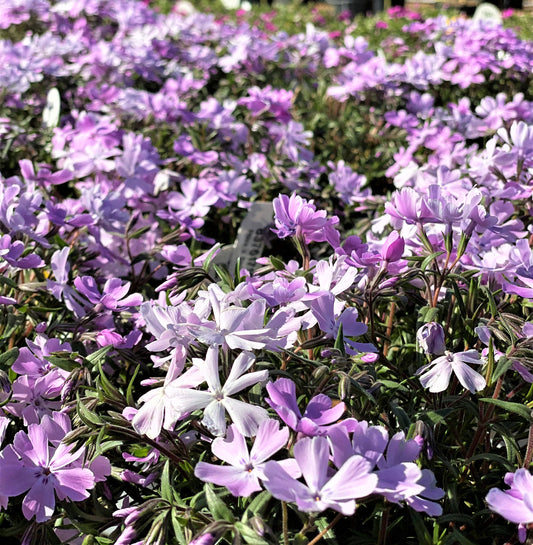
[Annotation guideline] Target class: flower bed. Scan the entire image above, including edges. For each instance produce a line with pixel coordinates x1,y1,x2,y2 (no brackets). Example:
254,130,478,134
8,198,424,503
1,1,533,543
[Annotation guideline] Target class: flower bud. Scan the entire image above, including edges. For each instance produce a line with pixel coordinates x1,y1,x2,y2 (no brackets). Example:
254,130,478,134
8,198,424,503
381,231,405,262
417,322,446,355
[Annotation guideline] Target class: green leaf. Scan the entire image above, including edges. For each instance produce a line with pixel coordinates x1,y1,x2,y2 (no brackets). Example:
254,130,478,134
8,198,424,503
409,509,432,545
390,401,411,429
450,278,467,319
86,346,113,368
234,522,269,545
97,362,126,405
213,263,234,290
334,323,346,356
491,355,513,383
204,484,235,523
420,409,452,426
269,256,285,270
420,251,445,272
0,347,18,370
446,528,478,545
479,398,533,421
46,355,80,372
171,508,188,545
315,517,339,545
161,459,173,503
418,306,440,325
76,394,103,427
0,276,18,290
126,364,141,407
242,491,272,522
466,452,514,470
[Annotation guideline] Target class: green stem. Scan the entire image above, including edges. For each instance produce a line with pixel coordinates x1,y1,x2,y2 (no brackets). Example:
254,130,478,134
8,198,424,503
307,513,343,545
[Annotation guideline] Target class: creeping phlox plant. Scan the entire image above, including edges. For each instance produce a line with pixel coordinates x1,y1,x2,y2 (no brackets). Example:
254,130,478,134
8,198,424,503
1,0,533,543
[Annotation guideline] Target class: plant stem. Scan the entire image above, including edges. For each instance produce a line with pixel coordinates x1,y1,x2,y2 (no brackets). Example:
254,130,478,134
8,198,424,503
378,507,390,545
282,501,289,545
307,513,343,545
523,420,533,468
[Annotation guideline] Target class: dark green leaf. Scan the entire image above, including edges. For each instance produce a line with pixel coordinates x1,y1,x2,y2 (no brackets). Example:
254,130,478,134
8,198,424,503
479,398,533,421
161,459,173,503
204,484,235,523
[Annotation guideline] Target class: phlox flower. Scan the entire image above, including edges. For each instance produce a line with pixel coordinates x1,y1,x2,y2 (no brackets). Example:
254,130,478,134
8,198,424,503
47,247,88,318
307,292,375,354
266,377,346,436
417,349,486,393
194,419,297,497
171,347,269,437
328,422,444,516
0,425,96,522
262,435,377,515
272,193,338,243
486,469,533,543
0,235,43,269
131,364,204,440
74,276,142,311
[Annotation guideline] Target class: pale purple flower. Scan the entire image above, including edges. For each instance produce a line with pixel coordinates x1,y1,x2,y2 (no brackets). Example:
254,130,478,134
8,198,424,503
194,419,297,496
170,347,269,437
380,231,405,262
486,469,533,543
7,375,61,425
47,247,88,318
272,193,338,243
262,435,377,515
266,378,346,437
194,297,270,350
0,425,95,522
416,322,446,355
131,364,204,440
307,292,375,355
328,423,444,515
417,349,486,393
74,276,142,311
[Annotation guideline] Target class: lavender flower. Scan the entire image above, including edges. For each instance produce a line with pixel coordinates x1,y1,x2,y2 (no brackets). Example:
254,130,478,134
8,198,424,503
0,425,96,522
262,435,377,515
272,193,338,244
486,469,533,543
266,378,346,436
194,419,297,496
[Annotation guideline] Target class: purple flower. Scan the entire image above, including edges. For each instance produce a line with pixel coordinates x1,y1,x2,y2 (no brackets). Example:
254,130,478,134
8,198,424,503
47,248,88,318
194,419,297,497
416,350,486,393
0,235,44,269
272,194,338,244
73,276,142,311
486,469,533,543
307,292,375,355
266,378,346,436
0,425,95,522
262,435,377,515
417,322,446,356
380,231,405,262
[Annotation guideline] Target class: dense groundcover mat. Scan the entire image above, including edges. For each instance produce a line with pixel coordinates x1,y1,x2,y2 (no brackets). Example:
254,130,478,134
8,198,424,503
2,0,533,543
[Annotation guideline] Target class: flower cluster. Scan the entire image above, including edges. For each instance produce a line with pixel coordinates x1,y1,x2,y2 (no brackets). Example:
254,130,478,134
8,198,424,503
0,0,533,543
